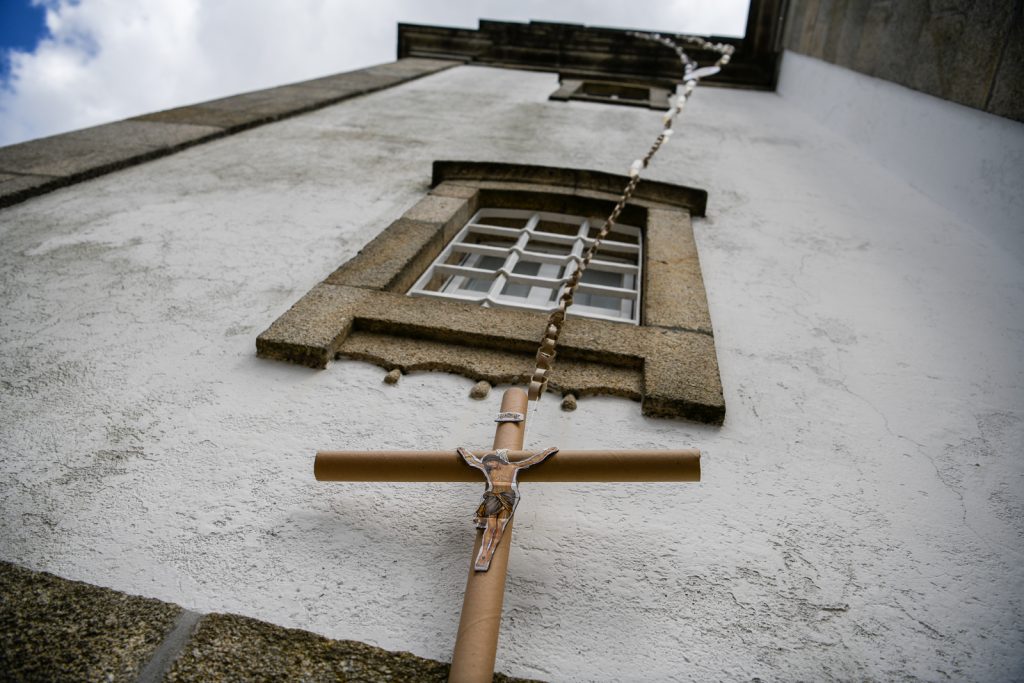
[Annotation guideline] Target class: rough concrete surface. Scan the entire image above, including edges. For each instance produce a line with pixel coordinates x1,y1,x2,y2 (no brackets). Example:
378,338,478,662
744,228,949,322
1,63,1023,682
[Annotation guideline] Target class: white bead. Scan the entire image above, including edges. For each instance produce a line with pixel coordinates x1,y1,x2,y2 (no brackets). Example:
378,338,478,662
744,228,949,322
629,160,643,177
692,65,721,80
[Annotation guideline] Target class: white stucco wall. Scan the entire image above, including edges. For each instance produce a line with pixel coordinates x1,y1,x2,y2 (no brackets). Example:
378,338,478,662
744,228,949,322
1,62,1021,681
778,50,1024,265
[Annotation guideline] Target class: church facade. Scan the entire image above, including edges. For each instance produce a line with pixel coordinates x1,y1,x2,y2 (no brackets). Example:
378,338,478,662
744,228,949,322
1,6,1022,682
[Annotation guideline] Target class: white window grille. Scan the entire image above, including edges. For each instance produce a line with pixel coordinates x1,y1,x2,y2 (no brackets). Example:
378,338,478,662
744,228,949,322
408,209,642,324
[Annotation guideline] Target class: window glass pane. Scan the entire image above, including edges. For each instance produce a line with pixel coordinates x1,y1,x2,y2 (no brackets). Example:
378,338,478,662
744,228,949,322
526,236,574,255
577,292,630,314
471,255,505,271
535,219,580,237
580,269,624,288
463,279,491,292
459,254,504,293
502,260,541,298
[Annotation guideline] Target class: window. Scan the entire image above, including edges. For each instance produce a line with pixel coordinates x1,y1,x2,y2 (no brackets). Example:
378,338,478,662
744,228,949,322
409,209,642,324
579,81,649,102
257,161,724,424
549,78,672,110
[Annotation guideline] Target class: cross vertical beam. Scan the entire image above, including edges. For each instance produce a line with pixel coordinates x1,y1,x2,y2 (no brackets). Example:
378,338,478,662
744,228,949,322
448,387,528,682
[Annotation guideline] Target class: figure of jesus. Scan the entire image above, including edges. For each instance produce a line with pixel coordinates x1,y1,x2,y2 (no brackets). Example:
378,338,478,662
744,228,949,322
457,446,559,571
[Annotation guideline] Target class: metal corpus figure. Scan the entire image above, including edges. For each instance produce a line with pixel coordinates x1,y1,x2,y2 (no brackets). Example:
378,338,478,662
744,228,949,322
457,446,559,571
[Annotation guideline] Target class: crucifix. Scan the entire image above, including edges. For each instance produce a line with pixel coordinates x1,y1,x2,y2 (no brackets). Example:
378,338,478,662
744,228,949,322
315,387,701,682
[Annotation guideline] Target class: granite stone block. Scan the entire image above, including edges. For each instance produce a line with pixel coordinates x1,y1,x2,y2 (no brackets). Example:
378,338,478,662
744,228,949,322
429,181,481,200
784,0,810,52
805,0,835,58
0,173,60,208
133,105,265,131
0,561,181,683
988,6,1024,121
831,0,872,67
908,1,1012,111
642,208,712,333
163,612,537,683
640,327,725,423
788,0,1021,120
0,120,221,178
324,218,446,292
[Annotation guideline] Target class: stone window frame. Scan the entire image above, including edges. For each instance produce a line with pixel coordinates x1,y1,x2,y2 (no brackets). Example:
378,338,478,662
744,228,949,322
256,161,724,424
549,77,673,110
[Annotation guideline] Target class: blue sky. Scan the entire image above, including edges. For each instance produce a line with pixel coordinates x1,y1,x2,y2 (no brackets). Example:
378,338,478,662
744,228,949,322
0,1,750,146
0,1,47,78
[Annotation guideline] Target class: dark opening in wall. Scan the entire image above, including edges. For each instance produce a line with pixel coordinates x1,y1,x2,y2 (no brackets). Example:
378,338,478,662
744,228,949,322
550,78,672,110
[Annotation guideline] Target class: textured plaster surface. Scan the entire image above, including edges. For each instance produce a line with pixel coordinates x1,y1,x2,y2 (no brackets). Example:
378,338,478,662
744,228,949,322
1,64,1022,682
778,50,1024,266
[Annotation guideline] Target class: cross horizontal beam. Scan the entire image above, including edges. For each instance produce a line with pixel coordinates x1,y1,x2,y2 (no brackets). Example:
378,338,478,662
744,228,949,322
314,449,700,482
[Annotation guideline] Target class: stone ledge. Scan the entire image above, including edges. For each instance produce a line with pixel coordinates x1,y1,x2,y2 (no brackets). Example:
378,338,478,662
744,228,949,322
0,58,460,210
164,612,536,683
0,121,224,209
432,160,707,216
0,560,181,683
258,281,724,423
0,561,539,683
338,331,643,399
135,58,458,132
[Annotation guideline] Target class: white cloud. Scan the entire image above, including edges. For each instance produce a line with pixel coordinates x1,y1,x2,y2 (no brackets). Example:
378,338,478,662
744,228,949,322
0,0,749,146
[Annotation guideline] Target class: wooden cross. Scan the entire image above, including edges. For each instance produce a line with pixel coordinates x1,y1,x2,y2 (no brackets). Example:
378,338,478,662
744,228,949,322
315,388,701,683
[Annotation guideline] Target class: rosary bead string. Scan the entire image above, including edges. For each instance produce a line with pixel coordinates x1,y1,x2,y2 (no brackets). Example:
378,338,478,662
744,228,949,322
527,33,734,402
